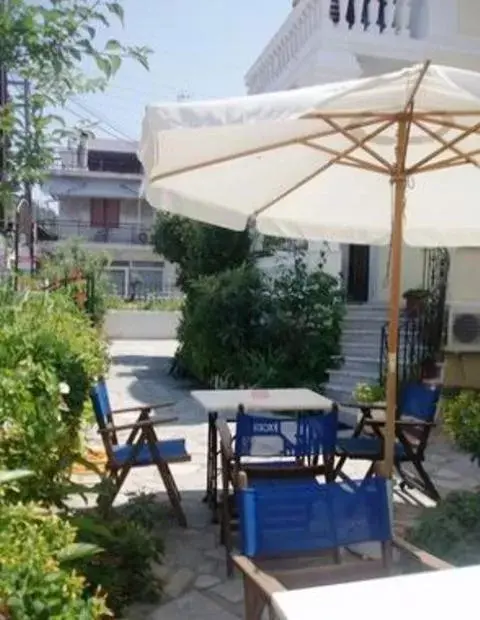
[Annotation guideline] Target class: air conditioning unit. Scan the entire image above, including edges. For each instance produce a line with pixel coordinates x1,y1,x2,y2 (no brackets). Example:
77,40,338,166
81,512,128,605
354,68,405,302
447,305,480,352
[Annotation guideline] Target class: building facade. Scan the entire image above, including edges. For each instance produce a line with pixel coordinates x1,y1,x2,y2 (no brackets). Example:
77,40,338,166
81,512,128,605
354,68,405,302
41,138,178,297
245,0,480,305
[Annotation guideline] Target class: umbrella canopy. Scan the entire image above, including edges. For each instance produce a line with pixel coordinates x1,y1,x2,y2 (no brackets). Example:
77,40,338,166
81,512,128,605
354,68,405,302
140,63,480,247
139,62,480,480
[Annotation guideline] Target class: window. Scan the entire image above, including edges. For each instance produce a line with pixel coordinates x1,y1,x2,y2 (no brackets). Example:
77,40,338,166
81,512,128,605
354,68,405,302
90,199,120,228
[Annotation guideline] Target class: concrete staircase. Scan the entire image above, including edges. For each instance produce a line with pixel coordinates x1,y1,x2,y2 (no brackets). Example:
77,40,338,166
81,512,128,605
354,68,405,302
324,302,388,404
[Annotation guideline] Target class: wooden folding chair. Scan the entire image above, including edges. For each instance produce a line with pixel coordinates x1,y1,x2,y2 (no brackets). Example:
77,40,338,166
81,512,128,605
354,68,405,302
334,383,441,500
90,379,191,527
233,473,451,620
217,409,338,576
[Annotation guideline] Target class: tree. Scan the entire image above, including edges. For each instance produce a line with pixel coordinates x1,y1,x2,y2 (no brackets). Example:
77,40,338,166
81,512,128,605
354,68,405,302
0,0,151,220
152,211,252,290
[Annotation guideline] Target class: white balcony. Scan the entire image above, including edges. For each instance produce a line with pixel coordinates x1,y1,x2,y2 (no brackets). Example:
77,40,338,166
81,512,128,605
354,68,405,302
245,0,480,94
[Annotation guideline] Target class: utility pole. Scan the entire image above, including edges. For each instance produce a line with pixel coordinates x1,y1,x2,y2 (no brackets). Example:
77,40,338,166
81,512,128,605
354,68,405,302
0,0,8,232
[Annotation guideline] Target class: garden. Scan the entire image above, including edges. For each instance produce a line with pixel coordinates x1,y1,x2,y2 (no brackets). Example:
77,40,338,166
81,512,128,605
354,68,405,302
0,255,171,618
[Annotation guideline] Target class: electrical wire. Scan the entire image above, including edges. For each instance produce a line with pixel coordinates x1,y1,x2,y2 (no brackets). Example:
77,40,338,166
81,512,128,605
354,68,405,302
70,97,136,142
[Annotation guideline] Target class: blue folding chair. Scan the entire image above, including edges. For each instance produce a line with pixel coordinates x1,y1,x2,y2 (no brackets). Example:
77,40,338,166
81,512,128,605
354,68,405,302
233,475,449,619
334,383,441,500
217,409,338,575
90,379,191,526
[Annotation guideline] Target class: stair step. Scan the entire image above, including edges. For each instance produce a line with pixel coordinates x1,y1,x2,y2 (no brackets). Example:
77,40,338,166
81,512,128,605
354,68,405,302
329,368,378,383
341,356,379,373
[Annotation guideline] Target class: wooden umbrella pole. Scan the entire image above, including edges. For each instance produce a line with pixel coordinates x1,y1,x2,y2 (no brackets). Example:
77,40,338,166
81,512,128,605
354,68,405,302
381,113,409,478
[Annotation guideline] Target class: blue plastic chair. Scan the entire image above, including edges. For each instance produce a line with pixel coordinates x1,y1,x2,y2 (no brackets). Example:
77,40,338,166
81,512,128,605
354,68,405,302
233,474,448,619
90,379,191,526
334,383,441,499
217,409,338,575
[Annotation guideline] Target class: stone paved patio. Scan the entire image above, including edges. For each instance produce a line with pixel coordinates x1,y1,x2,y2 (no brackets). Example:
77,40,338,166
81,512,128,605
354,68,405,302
94,340,479,619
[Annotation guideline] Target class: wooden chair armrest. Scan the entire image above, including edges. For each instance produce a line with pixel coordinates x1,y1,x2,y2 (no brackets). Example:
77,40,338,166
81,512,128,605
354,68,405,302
364,419,435,429
111,401,175,415
232,555,286,598
393,536,452,571
216,419,234,461
338,401,379,412
98,416,178,433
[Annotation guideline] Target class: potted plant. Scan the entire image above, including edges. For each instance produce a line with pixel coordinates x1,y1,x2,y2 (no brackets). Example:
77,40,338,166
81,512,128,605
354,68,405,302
403,288,430,317
353,382,385,405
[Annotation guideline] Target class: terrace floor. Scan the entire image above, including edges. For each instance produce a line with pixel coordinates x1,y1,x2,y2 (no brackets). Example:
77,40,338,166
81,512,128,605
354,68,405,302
87,340,479,619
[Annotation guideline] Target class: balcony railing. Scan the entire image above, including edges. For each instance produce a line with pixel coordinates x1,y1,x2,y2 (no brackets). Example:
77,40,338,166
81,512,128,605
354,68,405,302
246,0,417,94
50,148,143,176
37,219,153,246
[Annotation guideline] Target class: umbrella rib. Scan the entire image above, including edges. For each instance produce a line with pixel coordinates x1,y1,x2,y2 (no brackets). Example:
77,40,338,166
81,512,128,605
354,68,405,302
319,115,393,172
414,148,480,174
301,140,389,174
252,119,396,219
148,119,384,183
402,61,430,112
408,120,480,172
411,119,480,171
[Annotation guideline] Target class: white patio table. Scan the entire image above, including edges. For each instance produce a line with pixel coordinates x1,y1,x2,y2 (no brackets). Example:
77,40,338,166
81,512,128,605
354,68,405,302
271,565,478,620
190,388,333,520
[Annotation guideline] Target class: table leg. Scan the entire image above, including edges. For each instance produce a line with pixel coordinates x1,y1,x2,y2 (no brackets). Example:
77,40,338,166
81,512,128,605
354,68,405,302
203,411,219,522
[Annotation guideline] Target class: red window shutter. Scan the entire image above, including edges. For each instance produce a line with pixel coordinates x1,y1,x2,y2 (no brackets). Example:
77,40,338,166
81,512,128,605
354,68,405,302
104,199,120,228
90,199,105,227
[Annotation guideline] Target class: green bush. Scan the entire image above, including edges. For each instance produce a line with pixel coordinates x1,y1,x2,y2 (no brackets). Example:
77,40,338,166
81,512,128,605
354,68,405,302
0,473,109,620
407,491,480,565
71,506,164,615
0,289,109,504
443,390,480,464
39,240,112,327
177,251,344,389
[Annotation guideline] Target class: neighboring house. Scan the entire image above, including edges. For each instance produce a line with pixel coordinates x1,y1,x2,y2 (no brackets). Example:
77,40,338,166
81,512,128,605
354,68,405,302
245,0,480,400
41,138,178,298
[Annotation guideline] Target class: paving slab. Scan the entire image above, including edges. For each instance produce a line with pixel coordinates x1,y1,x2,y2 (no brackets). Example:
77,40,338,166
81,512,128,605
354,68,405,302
147,591,240,620
102,339,479,620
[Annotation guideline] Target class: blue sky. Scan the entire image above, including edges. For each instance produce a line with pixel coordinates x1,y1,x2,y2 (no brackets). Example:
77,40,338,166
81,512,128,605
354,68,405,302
68,0,291,141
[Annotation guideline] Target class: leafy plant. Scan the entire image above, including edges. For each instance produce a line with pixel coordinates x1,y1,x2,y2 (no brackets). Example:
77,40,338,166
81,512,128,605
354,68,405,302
152,212,252,291
353,382,385,404
38,240,112,326
0,474,109,619
0,0,151,220
407,491,480,566
443,390,480,465
71,507,164,615
177,250,344,389
0,287,109,504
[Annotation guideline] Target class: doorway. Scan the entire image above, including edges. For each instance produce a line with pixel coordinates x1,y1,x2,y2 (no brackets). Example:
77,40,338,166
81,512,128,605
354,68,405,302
347,244,370,303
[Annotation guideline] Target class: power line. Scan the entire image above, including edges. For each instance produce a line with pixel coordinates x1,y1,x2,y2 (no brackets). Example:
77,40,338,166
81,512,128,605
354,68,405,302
70,98,135,142
64,106,134,142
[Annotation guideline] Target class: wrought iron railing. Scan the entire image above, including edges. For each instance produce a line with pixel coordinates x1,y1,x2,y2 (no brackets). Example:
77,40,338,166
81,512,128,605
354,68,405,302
37,219,153,246
378,248,450,385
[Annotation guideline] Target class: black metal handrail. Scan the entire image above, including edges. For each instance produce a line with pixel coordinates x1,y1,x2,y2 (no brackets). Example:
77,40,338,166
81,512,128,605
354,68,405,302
379,248,450,385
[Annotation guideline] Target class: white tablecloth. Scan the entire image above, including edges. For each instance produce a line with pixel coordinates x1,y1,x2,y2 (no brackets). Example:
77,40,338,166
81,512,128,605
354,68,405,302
272,566,478,620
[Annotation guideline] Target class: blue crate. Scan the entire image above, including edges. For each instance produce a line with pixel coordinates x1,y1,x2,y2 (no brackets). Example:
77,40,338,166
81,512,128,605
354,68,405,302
239,477,391,558
234,410,338,459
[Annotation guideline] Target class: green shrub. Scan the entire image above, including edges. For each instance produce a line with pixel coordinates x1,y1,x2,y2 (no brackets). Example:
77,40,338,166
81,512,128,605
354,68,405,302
71,507,164,615
443,390,480,464
177,250,344,389
0,492,109,619
0,289,109,504
407,491,480,565
39,240,112,327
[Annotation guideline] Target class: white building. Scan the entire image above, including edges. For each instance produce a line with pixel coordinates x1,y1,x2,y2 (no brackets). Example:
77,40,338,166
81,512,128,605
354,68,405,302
246,0,480,305
41,138,177,297
245,0,480,399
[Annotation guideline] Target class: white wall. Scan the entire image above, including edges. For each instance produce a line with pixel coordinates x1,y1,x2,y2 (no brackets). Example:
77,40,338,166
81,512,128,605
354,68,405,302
369,245,426,302
105,310,180,340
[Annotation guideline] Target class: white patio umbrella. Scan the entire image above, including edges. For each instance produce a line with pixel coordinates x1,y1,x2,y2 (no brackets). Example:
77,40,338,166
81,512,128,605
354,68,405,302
139,61,480,478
